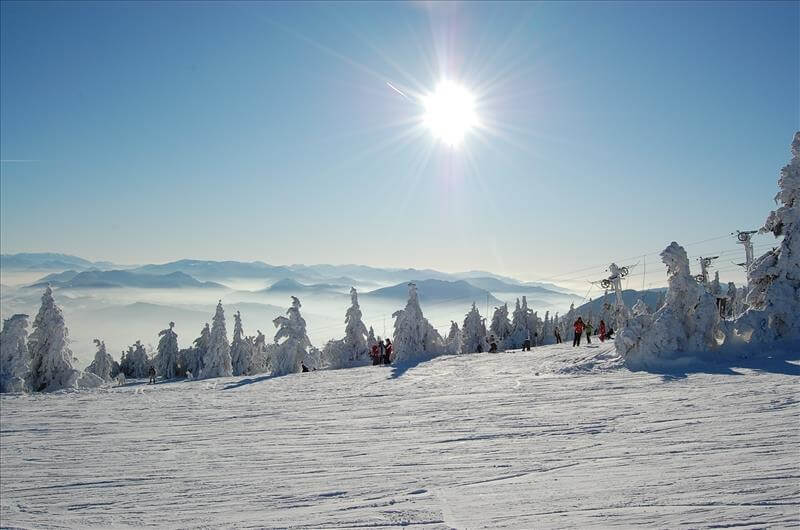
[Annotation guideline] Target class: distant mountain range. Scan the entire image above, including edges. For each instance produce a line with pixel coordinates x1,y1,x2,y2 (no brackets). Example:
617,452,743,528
28,270,225,289
1,253,116,271
3,252,578,298
363,279,503,306
572,288,667,318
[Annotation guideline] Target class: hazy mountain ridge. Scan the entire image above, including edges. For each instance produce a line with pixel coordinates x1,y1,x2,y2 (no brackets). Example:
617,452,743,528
27,270,225,290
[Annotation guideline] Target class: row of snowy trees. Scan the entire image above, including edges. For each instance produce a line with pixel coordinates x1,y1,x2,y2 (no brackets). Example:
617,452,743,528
616,132,800,367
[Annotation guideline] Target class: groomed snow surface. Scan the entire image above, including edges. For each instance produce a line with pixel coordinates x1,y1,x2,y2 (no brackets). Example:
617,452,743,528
1,342,798,529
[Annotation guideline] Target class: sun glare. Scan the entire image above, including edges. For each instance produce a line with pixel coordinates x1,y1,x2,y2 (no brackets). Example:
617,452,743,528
423,81,478,147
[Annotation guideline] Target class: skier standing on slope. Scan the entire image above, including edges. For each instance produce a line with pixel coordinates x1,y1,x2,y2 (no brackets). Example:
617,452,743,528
598,320,607,342
573,317,585,347
383,338,393,365
554,327,562,344
370,342,381,365
585,322,594,344
487,334,498,353
148,365,156,385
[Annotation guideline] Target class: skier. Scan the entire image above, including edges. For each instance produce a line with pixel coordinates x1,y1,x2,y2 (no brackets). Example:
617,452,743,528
383,338,393,365
573,317,585,347
148,366,156,385
598,320,607,342
532,332,538,347
585,322,594,344
301,361,310,372
370,343,381,365
487,334,498,353
606,326,615,340
554,327,562,344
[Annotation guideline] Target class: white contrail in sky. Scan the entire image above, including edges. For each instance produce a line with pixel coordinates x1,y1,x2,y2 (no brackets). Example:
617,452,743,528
386,81,410,101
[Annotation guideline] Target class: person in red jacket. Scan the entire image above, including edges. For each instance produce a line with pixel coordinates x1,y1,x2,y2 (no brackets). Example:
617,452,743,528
573,317,585,347
598,320,607,342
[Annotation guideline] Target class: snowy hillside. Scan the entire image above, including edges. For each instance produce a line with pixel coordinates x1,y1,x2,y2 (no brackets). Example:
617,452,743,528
2,342,798,528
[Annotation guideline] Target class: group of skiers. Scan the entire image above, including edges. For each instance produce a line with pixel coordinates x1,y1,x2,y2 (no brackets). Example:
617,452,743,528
369,338,394,365
562,317,614,346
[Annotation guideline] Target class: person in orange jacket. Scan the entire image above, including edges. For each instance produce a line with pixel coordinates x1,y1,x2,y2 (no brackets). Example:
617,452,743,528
573,317,585,347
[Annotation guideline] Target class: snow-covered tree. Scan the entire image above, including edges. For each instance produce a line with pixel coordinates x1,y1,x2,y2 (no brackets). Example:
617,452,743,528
181,323,209,378
507,298,531,348
391,283,444,363
489,303,513,350
0,314,30,393
462,302,487,354
250,330,268,374
123,340,151,379
733,132,800,342
272,296,313,376
86,339,115,382
203,301,232,378
322,288,370,369
710,271,721,296
632,299,650,317
26,287,80,392
367,326,376,347
726,282,740,318
616,242,720,367
445,321,462,354
154,322,179,380
230,311,251,376
542,311,553,345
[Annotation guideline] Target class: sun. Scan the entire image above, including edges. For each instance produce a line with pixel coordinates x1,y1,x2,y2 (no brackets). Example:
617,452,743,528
422,80,478,147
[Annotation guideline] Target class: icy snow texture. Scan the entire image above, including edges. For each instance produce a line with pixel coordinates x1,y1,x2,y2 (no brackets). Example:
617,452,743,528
0,314,30,393
203,301,232,379
631,299,650,317
272,296,313,376
733,132,800,342
26,287,80,392
86,339,115,382
154,322,179,380
616,242,720,369
322,288,370,369
392,283,444,363
1,342,797,528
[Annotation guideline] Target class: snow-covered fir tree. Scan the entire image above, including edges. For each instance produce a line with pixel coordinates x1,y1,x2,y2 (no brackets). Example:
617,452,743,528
181,323,209,378
154,322,179,380
26,287,80,392
392,283,443,363
632,299,651,317
367,326,376,347
123,340,151,379
725,282,739,318
462,302,487,354
507,298,531,348
489,303,513,350
250,330,268,374
230,311,251,376
542,311,553,345
203,301,232,378
710,271,721,297
616,242,720,367
0,313,30,393
272,296,313,376
445,321,462,354
733,132,800,342
322,288,370,369
86,339,115,381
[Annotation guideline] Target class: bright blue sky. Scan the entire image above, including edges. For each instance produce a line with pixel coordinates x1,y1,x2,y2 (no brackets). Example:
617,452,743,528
1,1,798,286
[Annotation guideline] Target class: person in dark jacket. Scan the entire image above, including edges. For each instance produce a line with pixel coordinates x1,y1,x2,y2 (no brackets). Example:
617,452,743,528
554,327,562,344
301,362,310,372
383,338,393,365
488,335,498,353
148,366,156,385
598,320,607,342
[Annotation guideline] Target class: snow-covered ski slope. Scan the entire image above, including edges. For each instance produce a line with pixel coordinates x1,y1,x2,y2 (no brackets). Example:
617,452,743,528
2,343,798,528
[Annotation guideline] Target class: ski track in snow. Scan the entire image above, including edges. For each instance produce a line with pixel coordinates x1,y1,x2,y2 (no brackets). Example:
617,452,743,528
1,343,799,529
